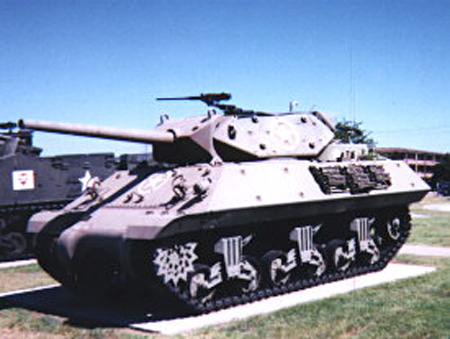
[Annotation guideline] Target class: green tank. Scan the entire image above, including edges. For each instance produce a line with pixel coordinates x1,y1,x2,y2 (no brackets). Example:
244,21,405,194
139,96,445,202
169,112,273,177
20,93,429,313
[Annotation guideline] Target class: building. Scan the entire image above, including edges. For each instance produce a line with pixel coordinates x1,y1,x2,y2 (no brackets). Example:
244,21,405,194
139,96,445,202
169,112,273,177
376,147,446,179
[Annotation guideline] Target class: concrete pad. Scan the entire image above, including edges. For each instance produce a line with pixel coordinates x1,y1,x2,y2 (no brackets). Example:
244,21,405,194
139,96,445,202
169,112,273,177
411,212,430,219
0,263,435,335
0,259,37,269
423,204,450,212
399,244,450,257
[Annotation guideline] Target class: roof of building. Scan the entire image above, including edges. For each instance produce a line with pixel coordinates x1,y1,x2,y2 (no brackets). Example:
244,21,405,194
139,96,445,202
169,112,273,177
376,147,447,156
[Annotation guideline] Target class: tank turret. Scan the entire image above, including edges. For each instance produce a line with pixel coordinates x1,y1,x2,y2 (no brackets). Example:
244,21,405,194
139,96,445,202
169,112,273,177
22,94,429,315
19,93,336,164
0,122,42,158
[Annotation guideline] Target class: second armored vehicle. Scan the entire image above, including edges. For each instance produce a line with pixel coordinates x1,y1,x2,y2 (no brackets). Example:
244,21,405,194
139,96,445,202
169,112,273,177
21,94,429,313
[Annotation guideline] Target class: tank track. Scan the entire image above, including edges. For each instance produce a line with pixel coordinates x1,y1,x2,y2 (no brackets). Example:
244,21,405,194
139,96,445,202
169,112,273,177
0,202,66,261
146,206,411,315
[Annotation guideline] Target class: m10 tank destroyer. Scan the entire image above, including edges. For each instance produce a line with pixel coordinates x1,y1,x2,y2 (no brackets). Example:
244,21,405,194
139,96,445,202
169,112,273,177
0,122,130,260
20,93,429,313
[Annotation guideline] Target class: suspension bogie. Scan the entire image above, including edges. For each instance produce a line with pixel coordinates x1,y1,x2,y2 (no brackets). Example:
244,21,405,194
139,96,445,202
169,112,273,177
146,207,411,311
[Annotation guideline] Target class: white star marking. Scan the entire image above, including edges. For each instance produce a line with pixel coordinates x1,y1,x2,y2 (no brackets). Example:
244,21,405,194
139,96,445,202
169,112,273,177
79,170,93,192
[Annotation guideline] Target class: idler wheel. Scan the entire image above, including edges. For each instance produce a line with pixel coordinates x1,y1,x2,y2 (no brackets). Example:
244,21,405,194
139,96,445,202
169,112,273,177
376,213,410,247
262,250,291,287
386,218,401,241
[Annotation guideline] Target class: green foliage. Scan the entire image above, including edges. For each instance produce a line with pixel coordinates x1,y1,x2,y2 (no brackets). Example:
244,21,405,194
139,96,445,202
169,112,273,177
335,119,376,150
431,154,450,187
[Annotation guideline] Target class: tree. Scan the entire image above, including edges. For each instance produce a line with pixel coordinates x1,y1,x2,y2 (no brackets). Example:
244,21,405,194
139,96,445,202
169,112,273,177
431,154,450,188
334,119,376,150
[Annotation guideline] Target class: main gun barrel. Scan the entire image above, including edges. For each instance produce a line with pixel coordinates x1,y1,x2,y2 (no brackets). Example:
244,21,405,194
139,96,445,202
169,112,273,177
19,119,175,144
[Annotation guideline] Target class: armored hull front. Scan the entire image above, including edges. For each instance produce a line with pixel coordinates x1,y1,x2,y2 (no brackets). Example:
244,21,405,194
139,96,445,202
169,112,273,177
29,158,428,312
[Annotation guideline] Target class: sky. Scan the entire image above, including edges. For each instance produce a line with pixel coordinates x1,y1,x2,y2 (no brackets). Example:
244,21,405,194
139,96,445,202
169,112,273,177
1,0,449,156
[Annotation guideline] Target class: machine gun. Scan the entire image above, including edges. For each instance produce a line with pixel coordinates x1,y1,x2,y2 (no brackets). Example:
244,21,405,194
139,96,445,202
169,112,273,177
157,92,268,116
157,92,232,106
0,122,18,131
0,121,36,153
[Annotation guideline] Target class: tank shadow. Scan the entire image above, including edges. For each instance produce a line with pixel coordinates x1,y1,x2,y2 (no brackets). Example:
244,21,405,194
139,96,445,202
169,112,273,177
0,284,193,330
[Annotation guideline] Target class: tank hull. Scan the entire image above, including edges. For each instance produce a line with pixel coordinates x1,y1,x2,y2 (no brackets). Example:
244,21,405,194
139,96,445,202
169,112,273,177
29,158,428,312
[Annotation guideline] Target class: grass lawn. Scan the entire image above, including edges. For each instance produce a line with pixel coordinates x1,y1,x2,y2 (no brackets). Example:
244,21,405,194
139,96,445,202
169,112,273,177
0,193,448,338
0,263,56,294
409,193,450,246
194,256,449,339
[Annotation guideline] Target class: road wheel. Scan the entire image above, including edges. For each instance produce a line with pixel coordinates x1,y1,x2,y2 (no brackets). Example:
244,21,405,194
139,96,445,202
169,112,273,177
187,264,216,304
0,232,27,257
327,239,353,272
262,250,290,287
